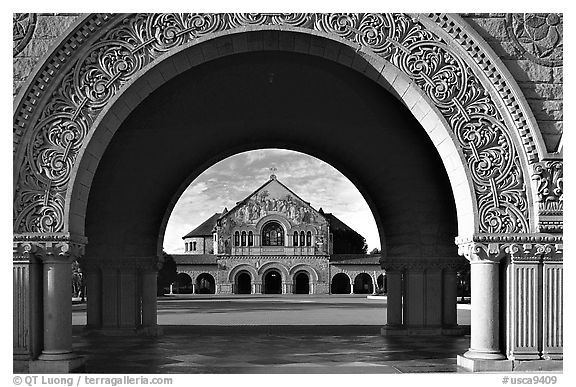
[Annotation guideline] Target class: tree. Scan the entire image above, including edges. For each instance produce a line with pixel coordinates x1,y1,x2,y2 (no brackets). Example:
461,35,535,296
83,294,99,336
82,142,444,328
157,252,177,296
370,248,381,254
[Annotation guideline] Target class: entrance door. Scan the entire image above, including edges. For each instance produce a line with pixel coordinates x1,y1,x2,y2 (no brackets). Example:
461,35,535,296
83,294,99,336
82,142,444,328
294,272,310,294
264,270,282,294
236,272,252,294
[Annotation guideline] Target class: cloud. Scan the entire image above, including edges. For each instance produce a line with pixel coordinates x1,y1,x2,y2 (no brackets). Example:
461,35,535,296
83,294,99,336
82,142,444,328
163,149,381,253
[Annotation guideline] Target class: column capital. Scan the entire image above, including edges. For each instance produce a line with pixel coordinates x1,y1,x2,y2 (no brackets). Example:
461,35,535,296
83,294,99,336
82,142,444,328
505,242,563,263
457,242,505,264
13,234,87,263
456,234,563,264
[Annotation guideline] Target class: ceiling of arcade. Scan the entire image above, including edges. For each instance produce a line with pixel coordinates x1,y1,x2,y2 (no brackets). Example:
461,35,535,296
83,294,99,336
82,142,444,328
83,50,459,259
13,13,563,153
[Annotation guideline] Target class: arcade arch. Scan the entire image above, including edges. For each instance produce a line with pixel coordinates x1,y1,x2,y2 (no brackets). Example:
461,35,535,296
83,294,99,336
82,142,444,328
331,273,352,294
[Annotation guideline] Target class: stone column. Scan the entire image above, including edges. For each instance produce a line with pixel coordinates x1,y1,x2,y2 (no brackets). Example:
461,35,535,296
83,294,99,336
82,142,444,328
141,269,158,330
458,242,506,361
101,267,119,328
442,267,458,328
384,269,403,327
505,243,563,360
31,240,86,373
542,251,563,360
13,243,43,366
349,277,354,294
84,264,102,329
404,269,425,328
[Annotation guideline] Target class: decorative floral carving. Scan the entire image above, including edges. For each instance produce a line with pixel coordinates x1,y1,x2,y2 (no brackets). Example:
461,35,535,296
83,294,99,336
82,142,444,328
505,242,563,263
531,161,563,212
13,13,533,235
506,13,563,67
13,13,37,56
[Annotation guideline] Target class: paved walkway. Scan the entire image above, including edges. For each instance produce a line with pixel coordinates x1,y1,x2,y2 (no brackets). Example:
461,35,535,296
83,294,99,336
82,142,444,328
72,294,472,326
71,295,481,373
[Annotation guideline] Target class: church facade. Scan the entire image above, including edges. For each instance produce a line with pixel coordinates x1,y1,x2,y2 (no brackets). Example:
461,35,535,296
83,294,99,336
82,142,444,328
172,175,383,295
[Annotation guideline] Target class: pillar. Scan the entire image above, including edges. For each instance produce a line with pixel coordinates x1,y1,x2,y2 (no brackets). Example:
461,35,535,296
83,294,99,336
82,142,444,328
13,244,43,368
504,243,563,360
84,265,102,329
465,259,505,359
542,258,563,359
404,269,425,327
38,255,77,361
442,268,458,327
457,241,507,362
349,277,354,294
141,269,158,328
424,268,443,327
384,270,403,327
101,267,119,328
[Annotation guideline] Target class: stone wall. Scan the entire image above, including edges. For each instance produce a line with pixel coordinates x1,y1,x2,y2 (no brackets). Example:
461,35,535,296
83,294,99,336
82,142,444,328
183,236,211,254
461,13,563,153
14,13,562,155
13,13,81,97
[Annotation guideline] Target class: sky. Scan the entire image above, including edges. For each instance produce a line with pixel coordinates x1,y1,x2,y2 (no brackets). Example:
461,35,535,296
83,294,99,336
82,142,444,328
163,149,380,253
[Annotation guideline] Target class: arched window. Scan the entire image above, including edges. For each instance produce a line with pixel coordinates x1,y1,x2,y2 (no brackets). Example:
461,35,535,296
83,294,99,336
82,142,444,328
192,241,197,251
306,231,312,246
248,231,253,246
262,222,284,246
241,231,247,246
185,242,188,252
293,231,299,246
300,231,305,246
234,231,240,246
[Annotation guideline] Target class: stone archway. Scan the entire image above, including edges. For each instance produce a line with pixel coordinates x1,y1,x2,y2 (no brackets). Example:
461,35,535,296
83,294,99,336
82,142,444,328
235,271,252,295
294,271,310,294
13,13,562,373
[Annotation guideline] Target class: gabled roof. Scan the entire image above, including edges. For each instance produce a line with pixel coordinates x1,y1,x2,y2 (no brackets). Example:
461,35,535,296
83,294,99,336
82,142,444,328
182,213,220,238
218,175,321,221
322,212,357,233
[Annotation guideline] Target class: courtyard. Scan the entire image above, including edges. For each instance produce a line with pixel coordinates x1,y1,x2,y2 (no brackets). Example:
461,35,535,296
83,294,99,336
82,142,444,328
71,295,476,373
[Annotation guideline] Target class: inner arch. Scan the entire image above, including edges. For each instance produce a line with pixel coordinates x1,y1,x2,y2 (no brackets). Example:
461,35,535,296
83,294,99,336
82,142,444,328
83,49,458,263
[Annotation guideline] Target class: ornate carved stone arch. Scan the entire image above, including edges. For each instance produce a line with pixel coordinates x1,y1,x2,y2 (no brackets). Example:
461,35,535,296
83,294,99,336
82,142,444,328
13,13,558,244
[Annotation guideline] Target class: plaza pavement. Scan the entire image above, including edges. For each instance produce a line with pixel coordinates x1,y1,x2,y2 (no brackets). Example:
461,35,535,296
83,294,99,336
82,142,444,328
70,295,490,373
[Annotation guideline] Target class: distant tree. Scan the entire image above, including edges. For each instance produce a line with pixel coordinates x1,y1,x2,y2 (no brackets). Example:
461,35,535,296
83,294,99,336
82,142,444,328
370,248,381,254
157,252,177,296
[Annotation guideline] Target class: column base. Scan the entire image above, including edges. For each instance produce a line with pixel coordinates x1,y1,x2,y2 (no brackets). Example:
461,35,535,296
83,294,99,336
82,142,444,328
38,350,79,361
381,325,468,336
457,355,513,372
29,357,85,374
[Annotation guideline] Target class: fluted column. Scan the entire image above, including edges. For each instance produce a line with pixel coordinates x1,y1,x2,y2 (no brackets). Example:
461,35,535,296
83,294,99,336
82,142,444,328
505,243,563,360
13,243,43,363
